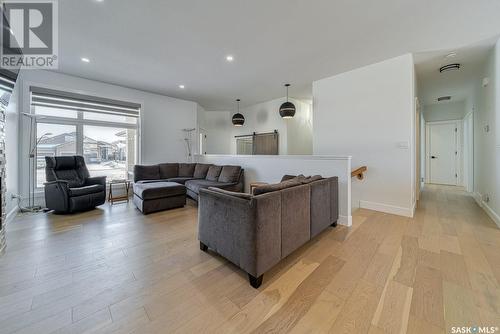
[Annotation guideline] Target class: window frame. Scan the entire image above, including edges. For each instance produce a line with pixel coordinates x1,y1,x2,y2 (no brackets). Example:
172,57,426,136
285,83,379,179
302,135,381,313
31,94,141,188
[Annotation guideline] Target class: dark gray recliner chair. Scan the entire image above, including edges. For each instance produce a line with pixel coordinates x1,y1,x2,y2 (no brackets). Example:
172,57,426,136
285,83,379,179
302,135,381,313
44,156,107,213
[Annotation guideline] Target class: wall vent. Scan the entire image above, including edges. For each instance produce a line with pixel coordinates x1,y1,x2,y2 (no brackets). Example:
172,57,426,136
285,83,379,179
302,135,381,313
437,96,451,102
439,63,460,73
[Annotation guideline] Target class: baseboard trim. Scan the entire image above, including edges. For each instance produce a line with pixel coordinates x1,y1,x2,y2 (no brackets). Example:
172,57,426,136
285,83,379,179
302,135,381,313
6,206,18,224
359,200,413,217
338,215,352,227
473,192,500,228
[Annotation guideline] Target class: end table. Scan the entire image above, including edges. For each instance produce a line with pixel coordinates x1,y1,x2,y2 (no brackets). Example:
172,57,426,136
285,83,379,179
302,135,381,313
108,180,131,205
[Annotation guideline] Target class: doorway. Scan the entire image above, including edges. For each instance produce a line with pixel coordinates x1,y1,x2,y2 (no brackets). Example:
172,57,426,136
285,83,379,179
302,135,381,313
426,120,460,186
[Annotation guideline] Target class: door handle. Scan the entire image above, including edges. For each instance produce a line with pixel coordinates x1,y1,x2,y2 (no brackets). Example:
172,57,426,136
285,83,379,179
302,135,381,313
431,156,437,159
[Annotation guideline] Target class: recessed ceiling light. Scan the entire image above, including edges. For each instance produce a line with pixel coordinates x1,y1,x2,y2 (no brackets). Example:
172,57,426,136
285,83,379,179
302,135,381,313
445,52,457,59
179,84,185,89
81,57,90,63
226,55,234,62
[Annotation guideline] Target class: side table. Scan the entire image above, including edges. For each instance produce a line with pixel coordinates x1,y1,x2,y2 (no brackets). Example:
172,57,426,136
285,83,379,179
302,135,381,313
108,180,131,205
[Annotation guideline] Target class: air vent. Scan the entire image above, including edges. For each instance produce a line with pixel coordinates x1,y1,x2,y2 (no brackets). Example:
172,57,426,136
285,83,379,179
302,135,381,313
437,96,451,102
439,63,460,73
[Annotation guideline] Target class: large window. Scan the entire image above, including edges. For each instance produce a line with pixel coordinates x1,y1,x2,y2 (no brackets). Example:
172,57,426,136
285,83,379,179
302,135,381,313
32,87,140,187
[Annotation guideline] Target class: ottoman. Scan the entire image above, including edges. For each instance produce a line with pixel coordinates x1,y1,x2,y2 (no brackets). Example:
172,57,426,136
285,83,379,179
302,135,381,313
133,181,186,214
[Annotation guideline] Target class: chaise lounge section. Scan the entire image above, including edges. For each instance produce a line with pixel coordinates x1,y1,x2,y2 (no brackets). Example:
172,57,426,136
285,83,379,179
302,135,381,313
133,162,244,214
198,174,338,288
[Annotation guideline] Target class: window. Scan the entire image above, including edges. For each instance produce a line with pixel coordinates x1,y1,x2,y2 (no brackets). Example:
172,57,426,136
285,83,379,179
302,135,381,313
36,123,77,187
31,87,140,187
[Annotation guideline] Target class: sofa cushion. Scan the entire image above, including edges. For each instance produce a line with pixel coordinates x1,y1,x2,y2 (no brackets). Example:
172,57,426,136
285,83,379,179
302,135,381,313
301,175,323,184
193,163,212,179
178,163,196,177
207,187,252,200
69,184,105,197
133,181,186,200
253,179,302,196
166,177,195,185
159,163,179,179
185,179,235,194
134,165,160,182
218,166,241,183
206,165,222,181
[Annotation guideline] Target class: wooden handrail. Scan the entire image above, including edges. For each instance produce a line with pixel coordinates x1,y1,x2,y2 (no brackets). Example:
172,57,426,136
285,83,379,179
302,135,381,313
351,166,367,180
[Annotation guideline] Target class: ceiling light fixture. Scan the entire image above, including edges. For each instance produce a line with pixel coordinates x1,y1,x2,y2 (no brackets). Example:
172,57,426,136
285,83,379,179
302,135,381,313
226,55,234,62
279,84,296,119
232,99,245,126
439,63,460,73
179,84,185,89
81,57,90,63
437,96,452,102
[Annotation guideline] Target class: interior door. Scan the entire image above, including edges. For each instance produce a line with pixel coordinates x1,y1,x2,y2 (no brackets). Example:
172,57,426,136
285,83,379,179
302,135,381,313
429,122,457,185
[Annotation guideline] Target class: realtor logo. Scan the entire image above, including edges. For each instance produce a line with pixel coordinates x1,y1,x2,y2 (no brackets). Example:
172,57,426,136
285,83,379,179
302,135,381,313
1,0,58,69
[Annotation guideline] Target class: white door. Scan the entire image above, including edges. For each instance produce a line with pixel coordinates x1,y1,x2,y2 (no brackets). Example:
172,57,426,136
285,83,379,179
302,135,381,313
428,122,457,185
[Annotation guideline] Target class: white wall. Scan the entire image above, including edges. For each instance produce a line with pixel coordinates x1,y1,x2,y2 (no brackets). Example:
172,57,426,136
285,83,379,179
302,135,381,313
471,39,500,226
197,154,352,226
313,54,416,217
287,100,313,155
199,110,232,154
423,101,467,122
5,75,20,219
17,70,198,203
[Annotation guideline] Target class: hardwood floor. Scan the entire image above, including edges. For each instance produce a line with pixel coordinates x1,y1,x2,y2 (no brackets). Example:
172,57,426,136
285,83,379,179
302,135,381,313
0,185,499,333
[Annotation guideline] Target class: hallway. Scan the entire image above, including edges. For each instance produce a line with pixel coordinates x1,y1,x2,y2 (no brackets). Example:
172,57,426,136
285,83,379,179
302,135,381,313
0,185,498,333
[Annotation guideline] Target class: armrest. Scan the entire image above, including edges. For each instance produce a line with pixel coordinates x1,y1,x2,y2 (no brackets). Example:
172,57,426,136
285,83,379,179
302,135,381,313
85,176,107,186
44,180,70,212
198,188,282,277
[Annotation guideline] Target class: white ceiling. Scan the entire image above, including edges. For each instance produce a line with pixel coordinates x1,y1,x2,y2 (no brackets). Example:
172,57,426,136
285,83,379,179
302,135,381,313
56,0,500,110
415,37,497,107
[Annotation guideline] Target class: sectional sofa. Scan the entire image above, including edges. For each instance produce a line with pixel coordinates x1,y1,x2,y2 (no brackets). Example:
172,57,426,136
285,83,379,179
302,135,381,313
133,162,244,214
198,174,338,288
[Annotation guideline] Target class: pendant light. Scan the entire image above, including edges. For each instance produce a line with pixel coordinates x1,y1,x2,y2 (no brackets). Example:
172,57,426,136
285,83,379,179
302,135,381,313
232,99,245,126
279,84,296,119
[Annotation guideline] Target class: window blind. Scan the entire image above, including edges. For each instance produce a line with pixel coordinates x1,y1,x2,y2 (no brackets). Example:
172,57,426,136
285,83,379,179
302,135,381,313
0,69,17,93
30,87,141,117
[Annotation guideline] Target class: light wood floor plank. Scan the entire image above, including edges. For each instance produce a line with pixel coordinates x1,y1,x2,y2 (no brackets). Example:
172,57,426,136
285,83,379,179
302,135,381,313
0,186,498,333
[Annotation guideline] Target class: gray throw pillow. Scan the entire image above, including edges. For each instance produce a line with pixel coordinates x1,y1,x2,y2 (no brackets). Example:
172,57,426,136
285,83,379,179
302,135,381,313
252,179,302,196
133,165,160,182
206,165,222,181
159,163,179,179
218,166,242,183
178,163,196,177
193,163,212,179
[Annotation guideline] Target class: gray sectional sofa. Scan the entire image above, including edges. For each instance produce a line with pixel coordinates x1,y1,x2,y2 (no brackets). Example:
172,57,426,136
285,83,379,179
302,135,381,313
198,174,338,288
133,162,244,214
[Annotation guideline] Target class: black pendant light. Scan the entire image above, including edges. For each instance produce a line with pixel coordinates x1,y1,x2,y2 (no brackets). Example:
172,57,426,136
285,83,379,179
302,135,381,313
232,99,245,126
279,84,296,118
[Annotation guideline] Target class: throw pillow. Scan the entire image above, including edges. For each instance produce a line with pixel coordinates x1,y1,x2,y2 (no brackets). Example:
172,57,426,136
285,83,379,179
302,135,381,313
206,165,223,181
159,163,179,179
218,166,242,183
178,163,196,177
193,163,212,178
